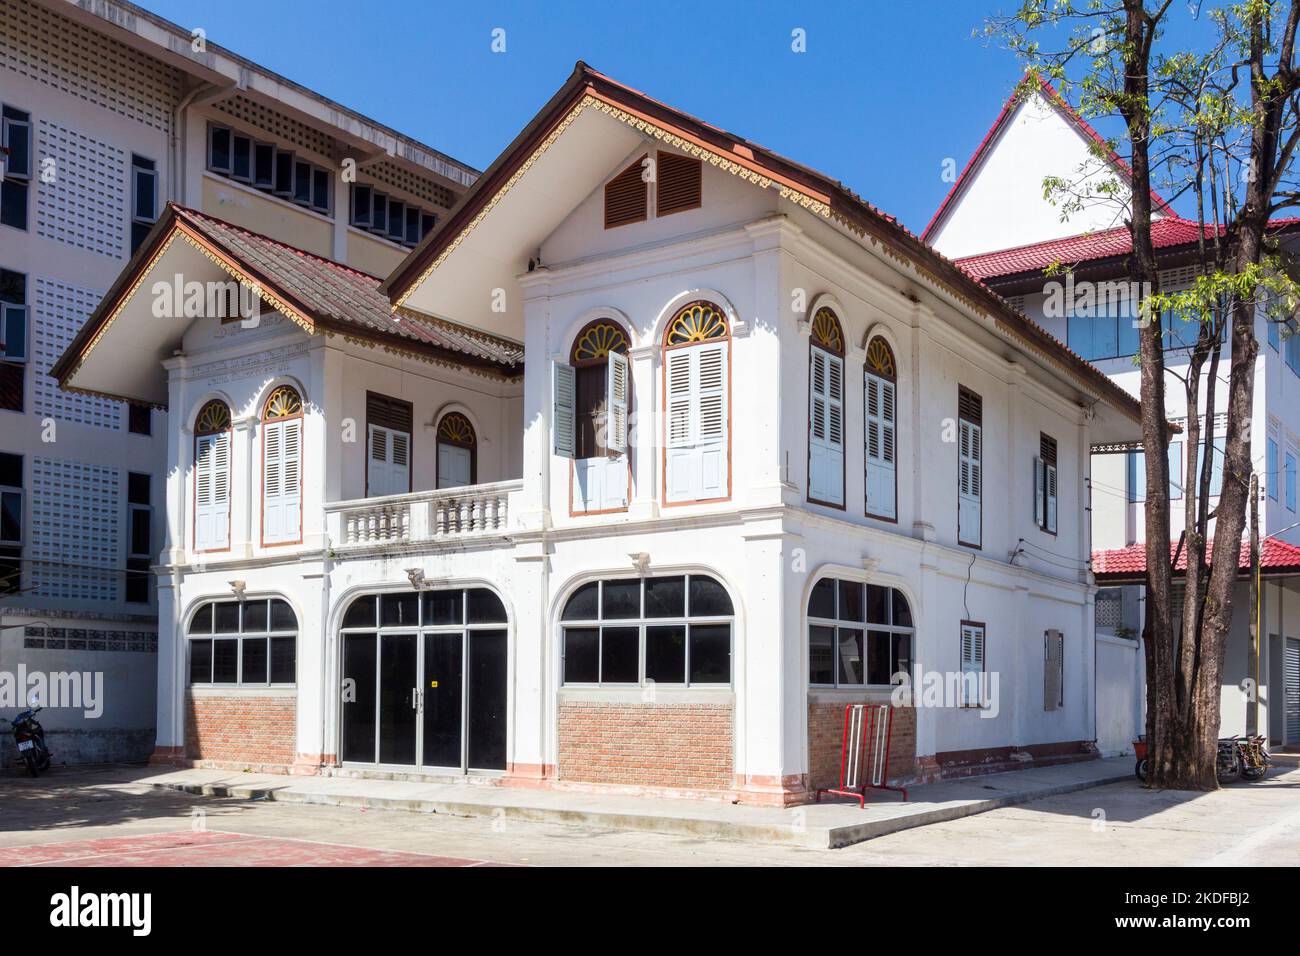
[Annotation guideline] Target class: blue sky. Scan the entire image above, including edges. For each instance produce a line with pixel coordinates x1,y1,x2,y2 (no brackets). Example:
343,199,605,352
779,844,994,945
139,0,1118,233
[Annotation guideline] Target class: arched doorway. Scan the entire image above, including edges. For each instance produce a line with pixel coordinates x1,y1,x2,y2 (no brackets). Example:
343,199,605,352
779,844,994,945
338,587,508,772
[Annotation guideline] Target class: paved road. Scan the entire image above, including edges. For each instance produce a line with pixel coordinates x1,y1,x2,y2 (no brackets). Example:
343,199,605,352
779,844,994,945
1,761,1297,866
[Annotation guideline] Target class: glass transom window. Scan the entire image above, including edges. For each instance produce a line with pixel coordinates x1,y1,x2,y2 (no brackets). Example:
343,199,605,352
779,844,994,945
188,598,298,686
561,574,734,686
808,578,912,687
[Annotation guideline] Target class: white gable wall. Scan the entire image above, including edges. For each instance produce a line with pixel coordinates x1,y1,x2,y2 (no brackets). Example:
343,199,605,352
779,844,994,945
930,91,1139,259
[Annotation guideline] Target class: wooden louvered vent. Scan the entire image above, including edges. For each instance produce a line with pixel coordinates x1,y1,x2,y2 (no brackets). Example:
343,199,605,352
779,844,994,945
604,156,648,229
657,152,702,217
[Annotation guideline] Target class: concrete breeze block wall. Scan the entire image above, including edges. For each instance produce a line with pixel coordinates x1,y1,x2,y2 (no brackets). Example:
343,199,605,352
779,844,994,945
557,701,733,790
807,701,916,791
185,693,296,768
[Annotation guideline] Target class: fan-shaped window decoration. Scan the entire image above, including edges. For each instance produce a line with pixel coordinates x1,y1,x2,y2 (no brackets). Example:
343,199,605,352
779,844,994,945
571,320,629,366
808,308,845,507
263,385,302,421
664,301,729,347
436,412,477,489
195,399,232,434
663,300,730,502
261,385,302,545
194,401,232,551
865,336,898,520
811,307,845,356
866,336,896,381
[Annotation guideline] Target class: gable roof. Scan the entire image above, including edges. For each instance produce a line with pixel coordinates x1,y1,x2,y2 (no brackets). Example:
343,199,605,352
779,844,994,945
51,203,523,398
1093,537,1300,582
954,215,1300,282
922,72,1172,245
382,61,1143,427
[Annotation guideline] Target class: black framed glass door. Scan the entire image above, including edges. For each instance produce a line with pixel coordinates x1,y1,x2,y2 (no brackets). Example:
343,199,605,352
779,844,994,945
422,631,463,769
379,633,418,766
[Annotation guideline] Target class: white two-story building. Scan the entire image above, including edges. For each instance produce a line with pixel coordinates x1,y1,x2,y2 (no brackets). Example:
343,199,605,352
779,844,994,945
928,73,1300,748
55,64,1141,804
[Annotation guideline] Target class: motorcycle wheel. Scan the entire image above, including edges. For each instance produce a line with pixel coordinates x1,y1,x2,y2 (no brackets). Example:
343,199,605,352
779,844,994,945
1241,766,1268,781
1135,758,1149,783
36,752,50,772
22,752,38,778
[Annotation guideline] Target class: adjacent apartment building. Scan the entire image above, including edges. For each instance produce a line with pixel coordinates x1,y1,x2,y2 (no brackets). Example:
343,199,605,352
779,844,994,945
0,0,475,763
56,63,1143,803
927,74,1300,748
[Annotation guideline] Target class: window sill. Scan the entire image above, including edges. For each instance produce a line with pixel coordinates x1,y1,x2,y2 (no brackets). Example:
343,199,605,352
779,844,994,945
203,172,333,223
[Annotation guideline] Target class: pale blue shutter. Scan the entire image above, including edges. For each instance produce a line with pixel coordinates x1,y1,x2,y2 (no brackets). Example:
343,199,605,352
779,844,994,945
865,372,896,518
553,362,576,459
958,420,982,546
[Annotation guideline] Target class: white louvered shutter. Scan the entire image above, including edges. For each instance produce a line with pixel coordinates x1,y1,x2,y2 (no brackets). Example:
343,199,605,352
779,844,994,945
1045,463,1058,533
1034,457,1045,528
865,371,896,518
958,419,982,546
961,623,985,707
606,351,629,455
367,424,410,496
194,433,230,550
263,418,301,543
809,349,844,505
553,362,576,459
666,343,729,502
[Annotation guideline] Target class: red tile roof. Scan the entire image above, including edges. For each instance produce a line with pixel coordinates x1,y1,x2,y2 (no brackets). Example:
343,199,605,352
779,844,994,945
954,216,1300,282
53,204,524,394
922,72,1172,244
1092,537,1300,580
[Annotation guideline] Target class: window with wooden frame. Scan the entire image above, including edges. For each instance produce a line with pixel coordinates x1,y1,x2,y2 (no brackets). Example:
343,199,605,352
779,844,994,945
555,319,631,512
864,336,898,520
366,392,412,497
604,155,648,229
194,400,232,552
1044,629,1064,711
1034,433,1058,534
656,151,702,217
261,385,303,545
435,412,477,490
957,386,983,548
808,308,845,508
960,621,986,708
662,301,729,504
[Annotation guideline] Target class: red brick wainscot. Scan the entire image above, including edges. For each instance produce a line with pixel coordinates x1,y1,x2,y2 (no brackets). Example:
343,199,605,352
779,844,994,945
807,694,916,794
185,689,297,772
557,697,733,795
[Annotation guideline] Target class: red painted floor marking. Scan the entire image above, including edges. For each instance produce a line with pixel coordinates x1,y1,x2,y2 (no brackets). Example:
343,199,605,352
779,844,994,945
0,830,507,867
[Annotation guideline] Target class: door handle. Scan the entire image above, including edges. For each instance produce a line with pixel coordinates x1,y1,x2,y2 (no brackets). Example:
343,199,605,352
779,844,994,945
411,688,420,712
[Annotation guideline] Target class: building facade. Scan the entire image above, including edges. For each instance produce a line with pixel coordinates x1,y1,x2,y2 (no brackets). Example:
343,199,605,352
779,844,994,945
0,0,474,764
927,74,1300,748
59,64,1142,803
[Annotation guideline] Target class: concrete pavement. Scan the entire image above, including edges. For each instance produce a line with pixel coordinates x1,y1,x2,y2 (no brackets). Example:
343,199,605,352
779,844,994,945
143,756,1131,848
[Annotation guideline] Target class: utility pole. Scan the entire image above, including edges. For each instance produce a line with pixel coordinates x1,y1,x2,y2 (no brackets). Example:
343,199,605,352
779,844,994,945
1247,473,1260,737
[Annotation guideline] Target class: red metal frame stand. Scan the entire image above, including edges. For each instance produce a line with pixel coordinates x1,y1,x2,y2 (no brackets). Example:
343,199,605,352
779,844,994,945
816,703,908,805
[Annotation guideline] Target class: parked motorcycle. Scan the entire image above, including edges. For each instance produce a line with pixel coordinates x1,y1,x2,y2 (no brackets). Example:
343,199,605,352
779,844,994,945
2,698,51,777
1217,735,1271,783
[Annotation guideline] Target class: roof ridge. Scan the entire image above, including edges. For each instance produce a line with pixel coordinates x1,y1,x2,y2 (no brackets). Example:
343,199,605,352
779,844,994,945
169,203,385,284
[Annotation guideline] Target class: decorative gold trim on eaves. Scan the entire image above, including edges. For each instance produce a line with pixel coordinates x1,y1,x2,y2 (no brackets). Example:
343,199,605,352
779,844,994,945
65,225,316,384
335,332,518,382
393,93,831,309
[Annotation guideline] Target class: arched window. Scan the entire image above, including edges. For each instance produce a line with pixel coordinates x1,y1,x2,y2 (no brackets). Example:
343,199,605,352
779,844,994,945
261,385,302,545
554,319,631,512
864,336,898,520
561,573,734,686
662,301,729,503
808,307,845,507
194,400,232,552
436,412,477,489
187,597,297,686
808,578,912,687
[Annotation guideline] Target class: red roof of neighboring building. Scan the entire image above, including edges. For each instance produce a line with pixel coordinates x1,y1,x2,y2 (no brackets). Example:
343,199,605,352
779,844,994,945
954,216,1300,282
1092,537,1300,581
922,72,1173,244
